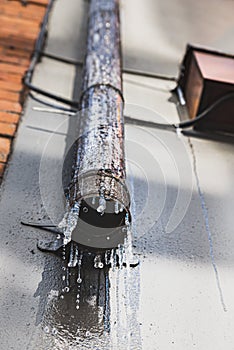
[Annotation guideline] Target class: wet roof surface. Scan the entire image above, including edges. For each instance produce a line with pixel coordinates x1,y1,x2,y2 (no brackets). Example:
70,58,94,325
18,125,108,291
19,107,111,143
0,0,234,349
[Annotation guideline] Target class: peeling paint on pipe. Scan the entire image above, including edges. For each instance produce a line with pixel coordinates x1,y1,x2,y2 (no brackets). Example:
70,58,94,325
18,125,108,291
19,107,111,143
69,0,130,249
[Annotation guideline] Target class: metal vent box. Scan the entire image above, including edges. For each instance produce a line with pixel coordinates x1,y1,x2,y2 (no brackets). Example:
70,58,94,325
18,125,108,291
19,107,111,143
178,45,234,134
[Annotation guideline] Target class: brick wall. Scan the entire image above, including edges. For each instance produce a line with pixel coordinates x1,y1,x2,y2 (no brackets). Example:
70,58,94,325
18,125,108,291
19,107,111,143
0,0,48,181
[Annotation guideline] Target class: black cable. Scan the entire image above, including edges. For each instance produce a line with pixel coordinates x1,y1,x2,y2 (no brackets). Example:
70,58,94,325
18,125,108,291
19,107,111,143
125,91,234,131
122,68,177,82
29,88,234,135
24,2,233,132
23,0,176,111
41,52,84,66
29,92,78,113
124,115,175,131
25,82,80,107
22,0,79,108
39,51,177,81
175,92,234,129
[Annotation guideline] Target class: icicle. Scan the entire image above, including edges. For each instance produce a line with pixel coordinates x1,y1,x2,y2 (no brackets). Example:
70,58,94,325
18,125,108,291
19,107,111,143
117,244,124,269
77,251,83,284
97,197,106,214
114,201,119,214
94,254,104,269
62,201,81,245
109,249,117,271
123,226,139,268
72,244,79,267
76,251,83,310
64,267,70,293
97,182,106,214
105,250,110,266
68,241,75,267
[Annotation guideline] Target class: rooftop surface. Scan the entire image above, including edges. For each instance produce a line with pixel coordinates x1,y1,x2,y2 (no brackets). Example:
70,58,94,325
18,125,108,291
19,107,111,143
0,0,234,349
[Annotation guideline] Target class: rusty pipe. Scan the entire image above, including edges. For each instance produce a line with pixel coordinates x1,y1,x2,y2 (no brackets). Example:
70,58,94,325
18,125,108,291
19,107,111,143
68,0,130,249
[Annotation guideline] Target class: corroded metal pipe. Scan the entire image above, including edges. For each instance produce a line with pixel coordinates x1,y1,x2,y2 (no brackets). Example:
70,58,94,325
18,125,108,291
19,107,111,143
69,0,130,249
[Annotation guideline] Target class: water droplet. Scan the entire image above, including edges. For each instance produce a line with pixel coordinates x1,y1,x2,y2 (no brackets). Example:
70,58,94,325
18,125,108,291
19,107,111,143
93,33,100,43
64,286,70,293
51,327,58,335
77,277,82,284
44,326,50,334
63,238,69,245
83,207,88,213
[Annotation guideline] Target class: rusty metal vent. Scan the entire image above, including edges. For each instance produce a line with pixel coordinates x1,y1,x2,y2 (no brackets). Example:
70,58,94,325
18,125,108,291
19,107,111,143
178,44,234,134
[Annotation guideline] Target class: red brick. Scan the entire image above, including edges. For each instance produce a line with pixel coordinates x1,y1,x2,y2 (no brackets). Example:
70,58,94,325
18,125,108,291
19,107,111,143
0,0,49,170
0,162,6,177
0,137,11,162
0,112,20,124
0,47,32,60
0,122,16,137
1,14,43,29
5,0,48,5
0,54,29,66
0,90,20,103
0,100,22,113
27,0,49,5
0,81,22,92
0,63,27,75
0,71,23,84
0,3,45,20
0,36,35,52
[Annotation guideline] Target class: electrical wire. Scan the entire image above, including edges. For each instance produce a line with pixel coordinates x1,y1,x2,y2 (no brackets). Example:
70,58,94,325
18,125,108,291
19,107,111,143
175,92,234,128
23,0,79,108
29,92,78,113
29,87,234,132
22,0,176,109
41,52,84,66
24,0,234,133
125,91,234,131
40,51,177,81
122,68,177,81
